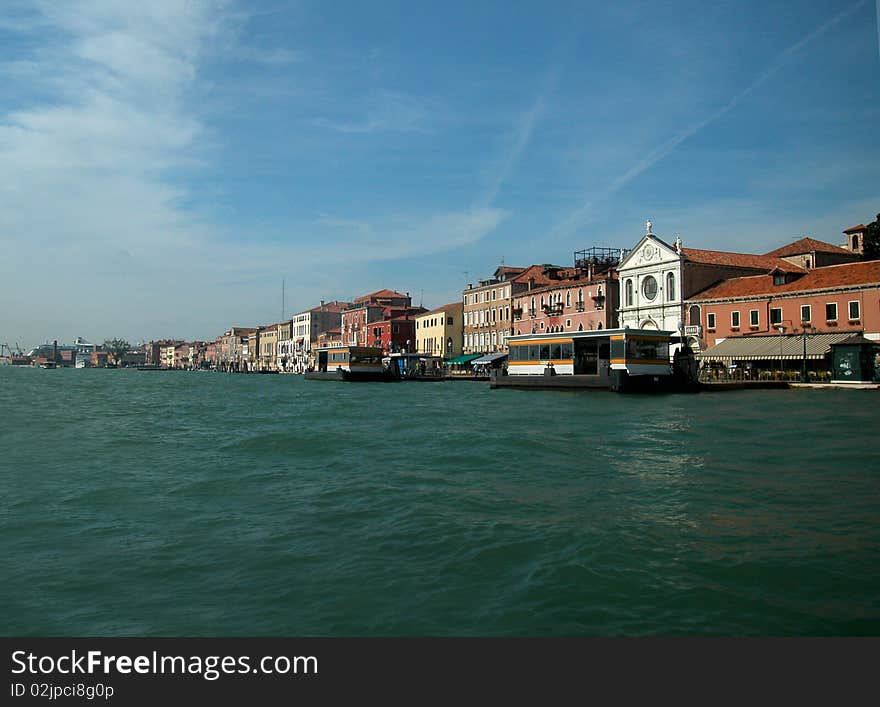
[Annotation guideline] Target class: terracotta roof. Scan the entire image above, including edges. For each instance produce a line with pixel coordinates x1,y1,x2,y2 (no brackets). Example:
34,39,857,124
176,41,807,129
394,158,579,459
763,237,854,257
354,289,409,304
495,266,526,277
843,224,866,233
420,302,462,316
681,247,803,273
510,264,569,287
691,260,880,301
308,300,351,313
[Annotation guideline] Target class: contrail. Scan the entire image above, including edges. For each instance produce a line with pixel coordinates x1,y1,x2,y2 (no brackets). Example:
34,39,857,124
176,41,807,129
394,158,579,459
479,81,553,208
550,0,870,241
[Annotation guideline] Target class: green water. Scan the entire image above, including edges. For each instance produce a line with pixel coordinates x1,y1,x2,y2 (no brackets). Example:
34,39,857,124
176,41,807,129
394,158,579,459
1,366,878,636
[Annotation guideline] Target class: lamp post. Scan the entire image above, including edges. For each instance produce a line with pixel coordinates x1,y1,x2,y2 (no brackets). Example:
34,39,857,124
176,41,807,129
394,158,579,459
794,324,817,383
775,325,786,379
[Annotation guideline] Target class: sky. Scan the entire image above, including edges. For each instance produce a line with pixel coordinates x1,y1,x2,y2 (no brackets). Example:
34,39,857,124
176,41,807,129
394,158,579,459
1,0,878,348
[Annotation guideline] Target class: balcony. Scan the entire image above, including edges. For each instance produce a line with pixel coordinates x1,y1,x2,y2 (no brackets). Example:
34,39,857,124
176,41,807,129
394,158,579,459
528,308,537,318
543,303,563,316
575,302,585,312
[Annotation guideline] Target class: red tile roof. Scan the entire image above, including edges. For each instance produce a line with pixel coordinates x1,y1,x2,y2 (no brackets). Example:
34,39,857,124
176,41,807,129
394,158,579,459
510,264,569,287
354,289,409,304
308,300,351,313
843,224,866,233
691,260,880,301
680,247,803,273
422,302,463,316
763,237,854,257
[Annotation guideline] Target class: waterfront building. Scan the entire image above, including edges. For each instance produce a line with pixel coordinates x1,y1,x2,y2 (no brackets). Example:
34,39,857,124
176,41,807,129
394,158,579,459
276,320,294,372
173,343,191,369
146,339,183,367
92,350,110,367
368,314,422,354
159,343,177,369
315,327,343,350
340,290,424,352
286,301,351,372
511,248,622,338
461,266,526,355
691,254,880,351
257,324,278,371
204,340,219,368
120,349,146,367
415,302,463,359
218,328,256,372
617,220,802,354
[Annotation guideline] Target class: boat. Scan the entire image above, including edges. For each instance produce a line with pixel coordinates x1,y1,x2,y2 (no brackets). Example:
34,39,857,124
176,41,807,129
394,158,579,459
490,328,697,392
304,345,397,382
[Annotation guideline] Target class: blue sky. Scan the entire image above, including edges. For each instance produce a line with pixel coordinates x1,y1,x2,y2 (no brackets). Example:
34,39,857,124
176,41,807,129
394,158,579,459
1,0,878,348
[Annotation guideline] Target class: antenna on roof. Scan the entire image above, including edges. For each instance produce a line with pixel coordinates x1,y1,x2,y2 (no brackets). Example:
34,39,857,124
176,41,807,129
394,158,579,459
419,289,423,307
281,279,285,321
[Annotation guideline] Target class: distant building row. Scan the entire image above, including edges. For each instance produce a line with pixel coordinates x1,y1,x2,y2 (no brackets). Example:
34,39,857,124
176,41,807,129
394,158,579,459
146,217,879,374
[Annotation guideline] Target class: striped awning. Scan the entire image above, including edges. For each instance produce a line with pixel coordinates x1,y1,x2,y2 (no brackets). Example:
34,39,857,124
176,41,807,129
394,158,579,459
471,352,508,365
697,332,858,361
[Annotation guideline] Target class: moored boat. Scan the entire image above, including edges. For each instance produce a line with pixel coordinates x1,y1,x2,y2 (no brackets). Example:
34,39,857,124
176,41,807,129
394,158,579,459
304,345,397,382
491,328,696,392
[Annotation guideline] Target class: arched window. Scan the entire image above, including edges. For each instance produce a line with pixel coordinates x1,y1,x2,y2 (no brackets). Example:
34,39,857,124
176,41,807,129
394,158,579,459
577,323,583,331
540,296,545,308
597,322,603,330
625,279,633,306
688,305,700,326
666,272,676,301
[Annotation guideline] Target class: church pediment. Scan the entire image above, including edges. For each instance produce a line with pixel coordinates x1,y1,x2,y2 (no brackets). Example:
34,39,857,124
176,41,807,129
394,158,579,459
619,233,681,271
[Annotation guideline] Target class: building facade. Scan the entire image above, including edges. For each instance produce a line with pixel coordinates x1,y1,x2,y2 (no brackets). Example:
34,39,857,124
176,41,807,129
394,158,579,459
415,302,463,358
462,266,526,355
617,221,804,353
289,301,351,371
690,260,880,349
510,249,623,337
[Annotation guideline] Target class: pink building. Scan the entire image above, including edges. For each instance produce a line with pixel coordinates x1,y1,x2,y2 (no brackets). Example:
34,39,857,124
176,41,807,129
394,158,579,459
511,270,618,336
691,260,880,348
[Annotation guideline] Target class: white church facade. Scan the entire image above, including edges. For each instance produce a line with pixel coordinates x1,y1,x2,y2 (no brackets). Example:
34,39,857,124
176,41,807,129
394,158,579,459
617,221,804,354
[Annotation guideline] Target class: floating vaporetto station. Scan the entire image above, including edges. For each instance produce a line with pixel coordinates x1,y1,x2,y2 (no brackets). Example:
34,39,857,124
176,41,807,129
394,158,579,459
490,328,693,392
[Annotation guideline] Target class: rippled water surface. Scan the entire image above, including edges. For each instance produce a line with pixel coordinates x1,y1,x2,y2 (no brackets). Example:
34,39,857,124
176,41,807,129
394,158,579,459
2,366,878,635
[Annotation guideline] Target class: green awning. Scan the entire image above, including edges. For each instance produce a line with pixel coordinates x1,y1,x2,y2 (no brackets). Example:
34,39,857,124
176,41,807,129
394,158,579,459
444,354,482,365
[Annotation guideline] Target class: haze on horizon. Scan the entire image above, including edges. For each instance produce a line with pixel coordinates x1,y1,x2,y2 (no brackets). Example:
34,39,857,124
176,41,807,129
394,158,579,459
1,0,878,349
